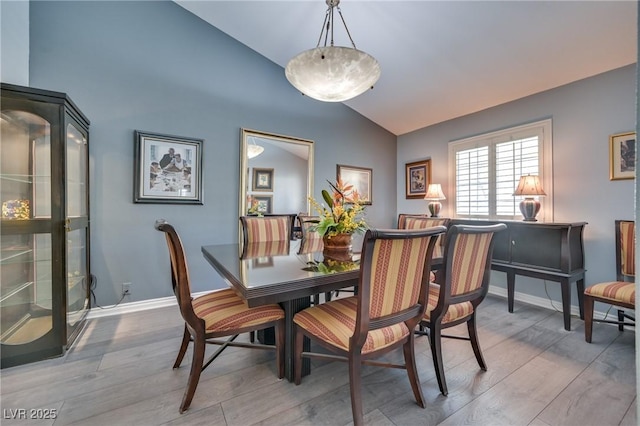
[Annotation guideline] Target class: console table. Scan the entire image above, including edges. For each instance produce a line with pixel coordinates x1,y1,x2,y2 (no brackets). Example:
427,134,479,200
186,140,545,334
450,219,587,331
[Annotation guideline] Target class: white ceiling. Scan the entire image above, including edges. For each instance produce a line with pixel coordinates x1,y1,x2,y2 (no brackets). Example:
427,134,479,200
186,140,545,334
176,1,637,136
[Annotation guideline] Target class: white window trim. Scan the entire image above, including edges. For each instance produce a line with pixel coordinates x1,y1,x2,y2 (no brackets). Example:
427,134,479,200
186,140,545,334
448,119,553,222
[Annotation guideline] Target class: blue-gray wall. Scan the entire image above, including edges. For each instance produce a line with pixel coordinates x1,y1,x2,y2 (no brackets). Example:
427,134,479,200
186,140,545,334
398,64,637,311
13,0,639,313
28,1,397,305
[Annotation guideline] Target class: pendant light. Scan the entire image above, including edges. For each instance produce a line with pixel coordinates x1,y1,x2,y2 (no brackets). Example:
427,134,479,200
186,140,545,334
285,0,380,102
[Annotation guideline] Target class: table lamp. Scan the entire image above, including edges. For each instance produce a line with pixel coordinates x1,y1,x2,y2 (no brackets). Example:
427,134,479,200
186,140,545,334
513,175,546,221
424,184,446,217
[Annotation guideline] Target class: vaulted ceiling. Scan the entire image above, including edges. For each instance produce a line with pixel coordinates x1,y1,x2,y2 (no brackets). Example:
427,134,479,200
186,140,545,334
176,1,637,136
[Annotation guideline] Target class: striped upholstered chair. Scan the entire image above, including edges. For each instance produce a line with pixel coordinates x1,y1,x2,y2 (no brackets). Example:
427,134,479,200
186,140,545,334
584,220,635,343
155,220,285,413
297,214,324,254
400,215,450,282
240,215,291,258
416,223,506,396
293,226,446,426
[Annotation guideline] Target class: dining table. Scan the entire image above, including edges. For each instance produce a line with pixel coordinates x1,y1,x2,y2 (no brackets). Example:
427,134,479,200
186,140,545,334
201,239,361,381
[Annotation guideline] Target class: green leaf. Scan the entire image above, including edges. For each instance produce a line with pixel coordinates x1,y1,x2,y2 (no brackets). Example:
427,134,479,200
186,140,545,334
321,189,333,208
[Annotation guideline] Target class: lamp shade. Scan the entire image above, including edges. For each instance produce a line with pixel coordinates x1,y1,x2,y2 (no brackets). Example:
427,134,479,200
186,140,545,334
513,175,546,196
424,184,446,200
247,144,264,159
285,46,381,102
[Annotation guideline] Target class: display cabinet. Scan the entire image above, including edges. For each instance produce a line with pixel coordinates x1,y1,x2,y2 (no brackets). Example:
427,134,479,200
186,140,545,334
1,83,90,368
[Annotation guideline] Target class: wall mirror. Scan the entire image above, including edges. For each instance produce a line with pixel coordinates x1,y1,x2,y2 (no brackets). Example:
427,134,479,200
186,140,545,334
239,128,314,238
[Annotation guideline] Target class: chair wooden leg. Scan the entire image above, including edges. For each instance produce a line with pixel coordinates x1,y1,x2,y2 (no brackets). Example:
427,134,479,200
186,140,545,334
173,324,190,369
348,352,364,426
294,325,304,385
584,295,594,343
403,334,426,408
249,331,255,343
467,314,486,371
180,332,205,413
275,319,285,379
429,322,448,396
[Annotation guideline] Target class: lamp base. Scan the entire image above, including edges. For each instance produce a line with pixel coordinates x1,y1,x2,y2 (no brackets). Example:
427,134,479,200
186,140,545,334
428,201,442,218
519,198,541,222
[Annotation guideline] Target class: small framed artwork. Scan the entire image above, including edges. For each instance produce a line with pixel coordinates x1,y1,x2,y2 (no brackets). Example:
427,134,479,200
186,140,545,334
134,130,203,204
253,195,273,214
610,131,636,180
405,159,432,199
252,168,274,191
337,164,372,205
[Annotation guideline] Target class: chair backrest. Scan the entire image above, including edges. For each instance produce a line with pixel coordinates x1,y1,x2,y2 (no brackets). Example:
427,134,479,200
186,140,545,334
240,215,291,245
400,216,450,250
154,219,199,327
616,220,635,280
435,223,506,312
397,213,429,229
298,215,324,254
352,226,446,348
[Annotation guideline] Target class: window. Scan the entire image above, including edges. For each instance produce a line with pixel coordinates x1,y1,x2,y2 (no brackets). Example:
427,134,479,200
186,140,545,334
448,119,553,221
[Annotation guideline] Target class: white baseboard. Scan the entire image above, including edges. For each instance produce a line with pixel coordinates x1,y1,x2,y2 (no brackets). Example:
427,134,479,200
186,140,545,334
88,288,614,321
86,290,208,320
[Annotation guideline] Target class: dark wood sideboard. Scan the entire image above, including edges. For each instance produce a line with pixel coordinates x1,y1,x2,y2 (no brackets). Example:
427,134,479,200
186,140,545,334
415,218,586,331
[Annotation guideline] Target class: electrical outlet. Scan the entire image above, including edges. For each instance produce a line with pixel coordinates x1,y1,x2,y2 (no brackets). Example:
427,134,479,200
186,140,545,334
122,282,131,296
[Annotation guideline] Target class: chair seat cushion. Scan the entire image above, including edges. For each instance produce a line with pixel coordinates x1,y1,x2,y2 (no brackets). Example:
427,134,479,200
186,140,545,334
585,282,636,305
193,288,284,332
293,297,410,354
423,283,474,323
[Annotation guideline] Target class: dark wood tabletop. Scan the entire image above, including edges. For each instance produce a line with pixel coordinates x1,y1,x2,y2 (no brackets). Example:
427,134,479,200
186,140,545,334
201,241,361,308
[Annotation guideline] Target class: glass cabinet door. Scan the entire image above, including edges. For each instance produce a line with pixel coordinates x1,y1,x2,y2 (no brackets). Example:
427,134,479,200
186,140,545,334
1,110,54,349
65,122,89,338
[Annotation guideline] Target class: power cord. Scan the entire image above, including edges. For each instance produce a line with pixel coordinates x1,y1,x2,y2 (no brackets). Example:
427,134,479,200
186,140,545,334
87,274,127,309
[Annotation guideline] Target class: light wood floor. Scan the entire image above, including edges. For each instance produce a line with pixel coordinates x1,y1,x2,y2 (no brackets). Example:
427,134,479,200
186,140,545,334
1,295,636,426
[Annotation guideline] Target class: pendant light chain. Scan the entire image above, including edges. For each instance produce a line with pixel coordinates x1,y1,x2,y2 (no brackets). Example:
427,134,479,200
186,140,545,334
315,3,357,50
336,6,357,49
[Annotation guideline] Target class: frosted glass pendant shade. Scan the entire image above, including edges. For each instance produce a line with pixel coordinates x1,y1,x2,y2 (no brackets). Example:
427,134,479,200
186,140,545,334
285,46,381,102
247,144,264,159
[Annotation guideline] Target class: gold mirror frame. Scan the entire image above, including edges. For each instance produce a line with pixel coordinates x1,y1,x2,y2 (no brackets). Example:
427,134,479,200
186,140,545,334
239,128,314,240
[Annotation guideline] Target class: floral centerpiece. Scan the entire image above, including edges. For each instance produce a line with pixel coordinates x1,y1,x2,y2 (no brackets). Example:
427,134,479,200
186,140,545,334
309,179,367,259
247,196,263,217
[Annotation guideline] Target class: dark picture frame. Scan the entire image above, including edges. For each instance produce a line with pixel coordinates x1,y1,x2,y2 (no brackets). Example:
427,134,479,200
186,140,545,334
405,159,432,199
134,130,204,204
253,195,273,214
252,168,274,191
336,164,372,205
610,131,636,180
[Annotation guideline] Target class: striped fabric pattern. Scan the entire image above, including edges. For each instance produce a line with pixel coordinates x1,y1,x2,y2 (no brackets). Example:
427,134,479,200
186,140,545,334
244,216,290,243
450,233,492,296
293,297,410,354
243,241,290,258
299,217,324,253
403,217,448,230
368,238,429,318
620,221,635,276
423,283,474,323
402,217,449,248
193,288,284,332
585,282,636,305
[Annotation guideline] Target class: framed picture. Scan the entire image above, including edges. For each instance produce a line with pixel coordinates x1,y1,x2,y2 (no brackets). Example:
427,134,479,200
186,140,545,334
405,159,432,199
252,168,274,191
610,131,636,180
253,195,272,214
134,130,203,204
336,164,372,205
